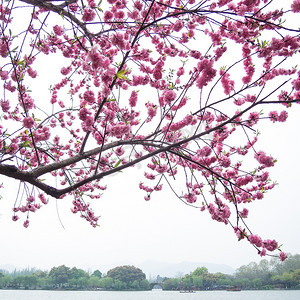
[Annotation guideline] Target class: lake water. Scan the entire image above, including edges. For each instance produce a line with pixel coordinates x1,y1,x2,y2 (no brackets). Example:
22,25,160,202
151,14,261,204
0,290,300,300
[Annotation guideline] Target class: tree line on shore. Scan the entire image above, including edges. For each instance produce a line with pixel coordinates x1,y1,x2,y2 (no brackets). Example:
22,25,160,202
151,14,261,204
164,254,300,290
0,254,299,291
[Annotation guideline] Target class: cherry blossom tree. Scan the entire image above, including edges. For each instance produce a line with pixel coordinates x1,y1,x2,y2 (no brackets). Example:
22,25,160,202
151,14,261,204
0,0,299,260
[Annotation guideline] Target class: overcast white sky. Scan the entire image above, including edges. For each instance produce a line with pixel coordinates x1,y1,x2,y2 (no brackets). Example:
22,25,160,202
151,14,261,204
0,0,300,276
0,105,300,273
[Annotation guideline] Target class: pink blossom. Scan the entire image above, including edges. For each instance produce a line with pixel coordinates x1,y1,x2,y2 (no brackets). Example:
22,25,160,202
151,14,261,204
163,90,177,104
27,67,37,78
291,0,300,12
278,111,288,122
255,151,274,167
173,20,184,32
197,146,212,157
145,103,157,121
218,0,232,7
33,126,51,142
280,252,287,261
234,227,245,240
219,155,231,167
144,172,155,180
153,69,162,80
0,37,9,57
156,164,168,174
86,45,109,70
293,77,300,90
61,67,71,75
115,147,125,156
259,248,266,257
83,90,95,104
249,234,263,247
108,123,130,137
269,111,279,122
220,69,234,95
129,91,138,107
23,220,29,228
111,33,126,50
247,112,260,126
12,215,19,221
23,117,35,129
255,191,264,200
263,239,278,251
82,8,96,22
79,107,92,121
0,100,10,112
104,11,113,21
184,193,197,203
53,25,64,35
240,208,249,218
0,70,8,80
196,59,217,89
87,0,97,8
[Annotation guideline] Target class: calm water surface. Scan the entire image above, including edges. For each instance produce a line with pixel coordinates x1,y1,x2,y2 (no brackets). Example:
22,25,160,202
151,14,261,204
0,290,299,300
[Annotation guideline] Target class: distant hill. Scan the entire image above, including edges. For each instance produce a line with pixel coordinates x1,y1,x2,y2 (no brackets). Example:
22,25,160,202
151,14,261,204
136,260,235,279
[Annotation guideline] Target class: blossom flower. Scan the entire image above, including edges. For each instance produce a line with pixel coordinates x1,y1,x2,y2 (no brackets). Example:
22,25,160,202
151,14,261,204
269,111,278,123
255,151,274,167
196,59,217,89
184,193,197,203
0,37,10,57
163,90,177,104
115,147,125,156
292,77,300,90
12,215,19,221
129,91,138,107
249,234,263,247
82,7,96,22
173,20,184,32
0,99,10,112
79,107,92,121
104,11,113,21
220,69,235,95
27,67,37,78
83,90,95,105
156,164,168,174
280,252,287,261
263,239,278,251
219,155,231,167
0,69,8,80
111,32,126,50
144,172,155,180
291,0,300,13
61,67,71,75
197,146,212,157
108,123,130,137
259,248,266,257
247,112,260,126
23,117,35,129
53,25,64,35
278,111,288,122
240,208,249,218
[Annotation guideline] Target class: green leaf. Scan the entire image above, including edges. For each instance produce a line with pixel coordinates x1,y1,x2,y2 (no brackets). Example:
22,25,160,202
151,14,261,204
114,159,121,168
116,69,130,81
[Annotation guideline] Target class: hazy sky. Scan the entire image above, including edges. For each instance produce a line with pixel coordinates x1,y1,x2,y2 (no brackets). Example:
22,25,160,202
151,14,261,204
1,106,300,273
0,0,300,276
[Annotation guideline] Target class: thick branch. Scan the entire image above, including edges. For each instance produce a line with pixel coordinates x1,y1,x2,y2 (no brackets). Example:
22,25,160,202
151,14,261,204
19,0,93,42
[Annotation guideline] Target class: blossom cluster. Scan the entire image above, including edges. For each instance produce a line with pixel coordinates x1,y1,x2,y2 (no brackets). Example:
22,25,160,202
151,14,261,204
0,0,299,261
